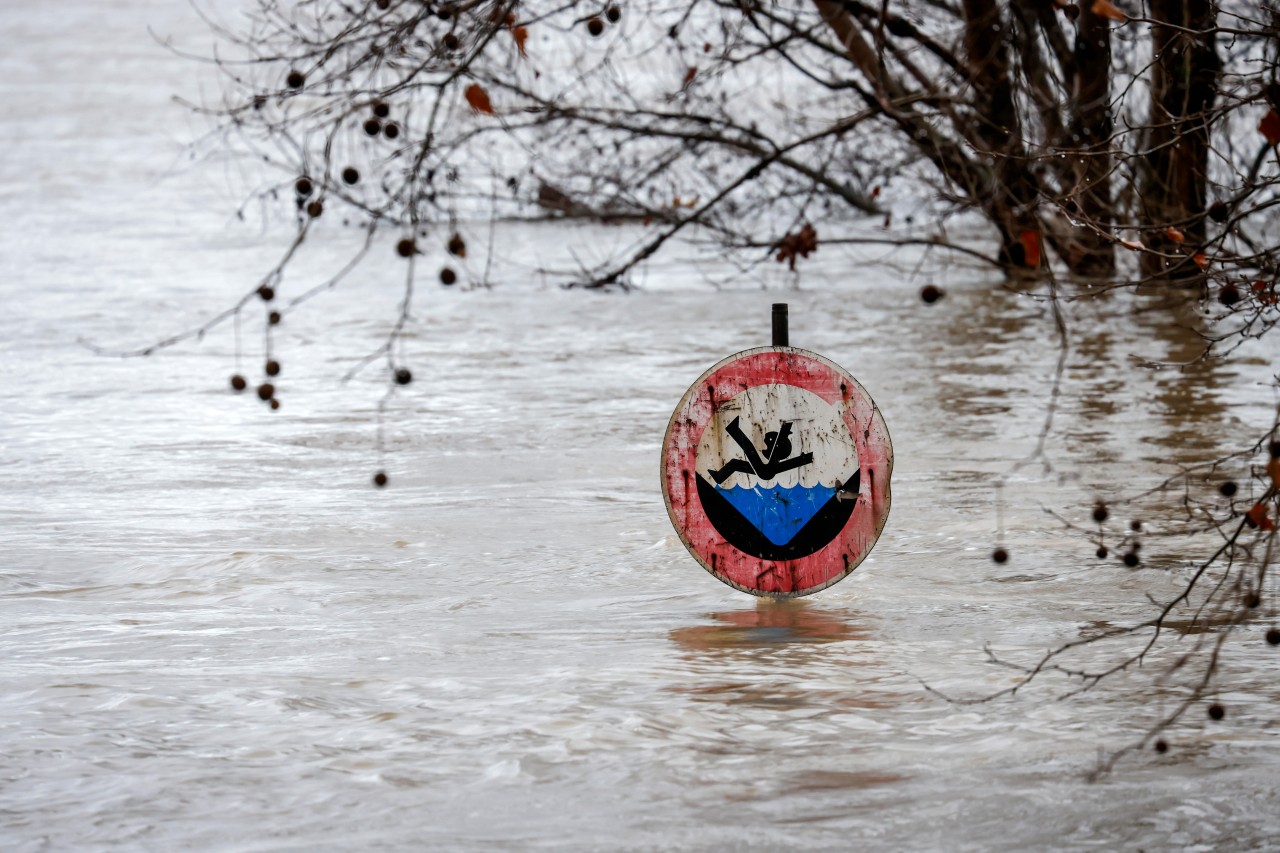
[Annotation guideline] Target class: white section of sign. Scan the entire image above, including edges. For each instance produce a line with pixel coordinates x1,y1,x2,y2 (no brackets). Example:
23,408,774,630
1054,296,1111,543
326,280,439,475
694,384,858,489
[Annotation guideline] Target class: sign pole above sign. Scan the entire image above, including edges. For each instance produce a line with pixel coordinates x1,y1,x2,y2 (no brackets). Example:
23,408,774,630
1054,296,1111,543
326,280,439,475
660,306,892,598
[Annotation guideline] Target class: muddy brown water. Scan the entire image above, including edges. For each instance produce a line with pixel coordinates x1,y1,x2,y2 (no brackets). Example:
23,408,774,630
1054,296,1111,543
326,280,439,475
2,2,1279,850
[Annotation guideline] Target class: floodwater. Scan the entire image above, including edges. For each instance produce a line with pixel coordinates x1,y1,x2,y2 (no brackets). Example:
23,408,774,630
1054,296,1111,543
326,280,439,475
3,3,1280,851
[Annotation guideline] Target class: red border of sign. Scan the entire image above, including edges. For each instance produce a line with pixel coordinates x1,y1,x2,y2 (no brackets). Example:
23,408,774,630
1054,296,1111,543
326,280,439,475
661,347,893,597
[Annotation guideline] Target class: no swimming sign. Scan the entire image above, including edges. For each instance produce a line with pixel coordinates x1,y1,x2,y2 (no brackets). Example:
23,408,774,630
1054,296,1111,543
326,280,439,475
661,322,892,597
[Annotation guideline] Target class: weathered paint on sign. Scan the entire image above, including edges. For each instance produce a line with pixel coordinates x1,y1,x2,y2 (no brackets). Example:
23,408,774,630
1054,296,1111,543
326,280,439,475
661,347,892,597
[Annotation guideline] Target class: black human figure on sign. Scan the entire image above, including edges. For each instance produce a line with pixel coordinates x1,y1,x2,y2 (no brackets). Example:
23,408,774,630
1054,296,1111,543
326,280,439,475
709,416,814,484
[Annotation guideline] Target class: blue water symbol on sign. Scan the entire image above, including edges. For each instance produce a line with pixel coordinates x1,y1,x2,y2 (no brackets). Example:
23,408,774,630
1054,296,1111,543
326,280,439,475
696,405,860,560
714,483,838,547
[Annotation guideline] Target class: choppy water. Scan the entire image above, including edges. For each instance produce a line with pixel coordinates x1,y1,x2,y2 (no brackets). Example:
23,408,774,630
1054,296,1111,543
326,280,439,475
3,3,1280,851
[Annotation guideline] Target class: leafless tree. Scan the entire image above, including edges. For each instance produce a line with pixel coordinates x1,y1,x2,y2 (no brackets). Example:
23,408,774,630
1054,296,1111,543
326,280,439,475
154,0,1280,329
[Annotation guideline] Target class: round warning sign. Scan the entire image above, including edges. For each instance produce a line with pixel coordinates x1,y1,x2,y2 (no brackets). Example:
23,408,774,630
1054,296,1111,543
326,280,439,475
661,347,892,597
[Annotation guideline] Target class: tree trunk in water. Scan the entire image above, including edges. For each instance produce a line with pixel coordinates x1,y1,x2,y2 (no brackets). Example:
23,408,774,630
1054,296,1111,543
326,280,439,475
1143,0,1219,281
962,0,1040,271
1067,3,1115,277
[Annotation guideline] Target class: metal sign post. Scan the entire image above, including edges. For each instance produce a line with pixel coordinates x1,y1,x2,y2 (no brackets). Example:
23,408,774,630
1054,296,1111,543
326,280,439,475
660,305,892,597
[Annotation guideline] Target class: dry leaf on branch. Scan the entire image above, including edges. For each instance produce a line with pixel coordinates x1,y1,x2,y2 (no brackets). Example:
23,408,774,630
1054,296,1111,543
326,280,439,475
775,224,818,270
1019,230,1041,268
1259,109,1280,146
1090,0,1128,22
1246,502,1275,531
465,83,494,115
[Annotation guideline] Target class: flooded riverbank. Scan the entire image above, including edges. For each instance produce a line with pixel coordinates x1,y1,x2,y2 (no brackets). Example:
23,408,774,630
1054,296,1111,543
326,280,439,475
3,2,1280,850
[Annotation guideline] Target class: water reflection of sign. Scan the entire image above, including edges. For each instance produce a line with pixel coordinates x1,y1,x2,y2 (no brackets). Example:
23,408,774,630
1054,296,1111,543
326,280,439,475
661,347,892,597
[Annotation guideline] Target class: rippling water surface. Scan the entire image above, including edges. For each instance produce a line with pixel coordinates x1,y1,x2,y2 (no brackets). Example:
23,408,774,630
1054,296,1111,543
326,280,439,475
3,3,1280,851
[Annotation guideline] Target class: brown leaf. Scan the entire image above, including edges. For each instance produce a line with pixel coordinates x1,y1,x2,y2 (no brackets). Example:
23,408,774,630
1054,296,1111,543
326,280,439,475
1164,226,1185,244
1090,0,1127,22
447,232,467,258
464,83,494,115
1246,502,1274,531
1260,109,1280,146
1019,230,1041,268
775,224,818,271
1252,280,1278,305
513,26,529,58
681,67,697,90
1192,252,1209,269
1120,238,1145,251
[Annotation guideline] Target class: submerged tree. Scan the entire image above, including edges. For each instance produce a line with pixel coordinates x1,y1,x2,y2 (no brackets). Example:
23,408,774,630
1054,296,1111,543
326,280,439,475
131,0,1280,764
177,0,1280,282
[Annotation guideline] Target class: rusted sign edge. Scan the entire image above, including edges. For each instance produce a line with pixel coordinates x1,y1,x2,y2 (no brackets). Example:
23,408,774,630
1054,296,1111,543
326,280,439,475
660,345,894,598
